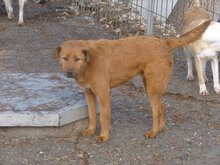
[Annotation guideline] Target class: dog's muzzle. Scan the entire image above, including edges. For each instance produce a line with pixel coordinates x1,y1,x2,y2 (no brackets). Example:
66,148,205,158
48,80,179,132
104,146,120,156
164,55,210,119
67,70,73,76
66,69,77,78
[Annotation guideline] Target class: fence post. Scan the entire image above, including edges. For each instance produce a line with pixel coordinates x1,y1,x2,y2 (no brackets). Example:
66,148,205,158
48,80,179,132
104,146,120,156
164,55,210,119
147,0,155,35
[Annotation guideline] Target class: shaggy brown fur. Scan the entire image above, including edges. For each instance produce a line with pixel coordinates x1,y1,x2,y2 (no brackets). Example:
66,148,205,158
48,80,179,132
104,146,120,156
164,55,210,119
54,21,210,142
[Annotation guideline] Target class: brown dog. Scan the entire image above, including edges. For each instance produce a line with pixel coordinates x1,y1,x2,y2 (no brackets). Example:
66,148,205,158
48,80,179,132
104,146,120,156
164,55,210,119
54,21,210,142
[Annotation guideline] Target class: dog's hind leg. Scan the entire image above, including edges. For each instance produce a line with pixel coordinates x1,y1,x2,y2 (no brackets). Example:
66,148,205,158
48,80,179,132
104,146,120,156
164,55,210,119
144,92,164,138
202,60,208,82
3,0,14,19
158,103,165,132
81,89,97,136
143,66,171,138
183,47,194,81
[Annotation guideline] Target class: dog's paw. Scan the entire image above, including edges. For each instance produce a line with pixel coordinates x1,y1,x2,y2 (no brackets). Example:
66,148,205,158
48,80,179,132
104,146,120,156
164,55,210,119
18,20,24,26
7,10,14,19
96,135,109,143
187,75,194,81
145,131,157,138
81,129,95,136
214,86,220,95
200,89,209,95
199,84,209,96
18,22,24,26
8,14,14,19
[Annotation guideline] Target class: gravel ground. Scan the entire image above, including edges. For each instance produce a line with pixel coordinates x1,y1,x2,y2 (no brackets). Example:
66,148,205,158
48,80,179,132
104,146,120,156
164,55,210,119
0,0,219,165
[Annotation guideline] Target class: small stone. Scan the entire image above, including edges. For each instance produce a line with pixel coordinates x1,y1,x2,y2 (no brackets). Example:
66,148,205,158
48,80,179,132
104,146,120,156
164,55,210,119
77,153,84,159
114,28,121,34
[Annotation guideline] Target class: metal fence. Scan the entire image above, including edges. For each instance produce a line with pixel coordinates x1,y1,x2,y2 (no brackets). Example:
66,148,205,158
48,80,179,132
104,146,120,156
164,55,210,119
73,0,220,38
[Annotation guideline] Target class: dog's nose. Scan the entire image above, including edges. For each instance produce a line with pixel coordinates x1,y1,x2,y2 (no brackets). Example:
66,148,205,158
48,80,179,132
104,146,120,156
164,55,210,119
67,70,73,76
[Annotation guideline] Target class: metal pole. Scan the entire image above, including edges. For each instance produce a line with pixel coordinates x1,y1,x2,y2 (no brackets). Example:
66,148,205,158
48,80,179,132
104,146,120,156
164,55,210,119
147,0,155,35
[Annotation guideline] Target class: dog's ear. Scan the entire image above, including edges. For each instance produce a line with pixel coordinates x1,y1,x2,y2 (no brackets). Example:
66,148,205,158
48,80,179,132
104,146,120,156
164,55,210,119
82,49,92,63
54,46,62,58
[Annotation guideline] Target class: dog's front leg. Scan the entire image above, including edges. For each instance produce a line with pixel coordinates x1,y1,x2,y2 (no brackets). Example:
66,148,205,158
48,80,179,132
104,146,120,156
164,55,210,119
211,56,220,94
18,0,25,25
81,89,97,136
96,88,111,143
195,57,209,95
3,0,14,19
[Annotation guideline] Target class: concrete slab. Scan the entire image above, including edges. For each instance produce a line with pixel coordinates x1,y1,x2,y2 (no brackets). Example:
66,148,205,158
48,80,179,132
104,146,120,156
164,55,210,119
0,73,96,127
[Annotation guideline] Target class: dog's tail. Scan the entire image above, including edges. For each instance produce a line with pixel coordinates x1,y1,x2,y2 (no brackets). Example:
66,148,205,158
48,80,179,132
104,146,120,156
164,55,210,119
166,20,211,50
193,0,200,7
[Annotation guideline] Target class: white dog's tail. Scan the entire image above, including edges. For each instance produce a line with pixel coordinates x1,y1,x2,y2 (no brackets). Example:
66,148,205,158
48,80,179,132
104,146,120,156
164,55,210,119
193,0,200,7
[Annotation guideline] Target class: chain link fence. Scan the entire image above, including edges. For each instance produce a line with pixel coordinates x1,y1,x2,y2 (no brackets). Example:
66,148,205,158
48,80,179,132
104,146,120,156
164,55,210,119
70,0,219,38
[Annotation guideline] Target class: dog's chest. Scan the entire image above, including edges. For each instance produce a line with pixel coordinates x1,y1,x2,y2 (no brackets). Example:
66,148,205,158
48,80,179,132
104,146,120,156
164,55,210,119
78,85,90,91
197,47,218,60
74,79,90,90
185,40,219,60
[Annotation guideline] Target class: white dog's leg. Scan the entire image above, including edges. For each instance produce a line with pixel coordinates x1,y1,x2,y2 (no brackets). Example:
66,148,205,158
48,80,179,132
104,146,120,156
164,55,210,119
202,60,208,82
186,55,194,81
184,48,194,81
18,0,26,25
195,57,209,95
211,56,220,94
3,0,14,19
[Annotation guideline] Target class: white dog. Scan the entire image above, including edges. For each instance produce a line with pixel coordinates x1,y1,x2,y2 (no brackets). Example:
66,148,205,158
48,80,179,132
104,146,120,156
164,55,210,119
181,0,220,95
3,0,27,25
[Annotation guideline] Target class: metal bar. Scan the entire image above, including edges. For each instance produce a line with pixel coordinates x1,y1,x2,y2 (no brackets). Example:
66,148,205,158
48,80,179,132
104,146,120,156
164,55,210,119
160,0,164,37
165,0,168,18
140,0,143,24
160,0,163,21
147,0,156,35
212,0,215,20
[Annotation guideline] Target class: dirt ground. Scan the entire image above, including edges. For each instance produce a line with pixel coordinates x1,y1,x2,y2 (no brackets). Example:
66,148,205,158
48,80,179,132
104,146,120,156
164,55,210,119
0,1,219,165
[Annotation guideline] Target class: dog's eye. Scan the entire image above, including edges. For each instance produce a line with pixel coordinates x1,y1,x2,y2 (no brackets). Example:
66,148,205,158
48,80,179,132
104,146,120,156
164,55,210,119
63,57,68,61
75,58,80,62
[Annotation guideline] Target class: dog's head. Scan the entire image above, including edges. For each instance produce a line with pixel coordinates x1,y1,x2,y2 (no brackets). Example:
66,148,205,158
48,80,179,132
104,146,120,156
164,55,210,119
54,41,92,78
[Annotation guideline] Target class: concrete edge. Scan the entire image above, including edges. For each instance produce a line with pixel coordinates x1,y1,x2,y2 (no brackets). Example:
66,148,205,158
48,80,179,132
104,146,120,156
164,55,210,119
0,113,60,127
0,102,100,127
59,104,88,126
59,103,100,126
0,117,90,138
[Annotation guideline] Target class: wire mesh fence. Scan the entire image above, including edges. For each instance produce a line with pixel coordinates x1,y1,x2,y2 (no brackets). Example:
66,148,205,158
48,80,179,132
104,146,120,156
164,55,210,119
73,0,147,37
166,0,220,35
71,0,220,38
